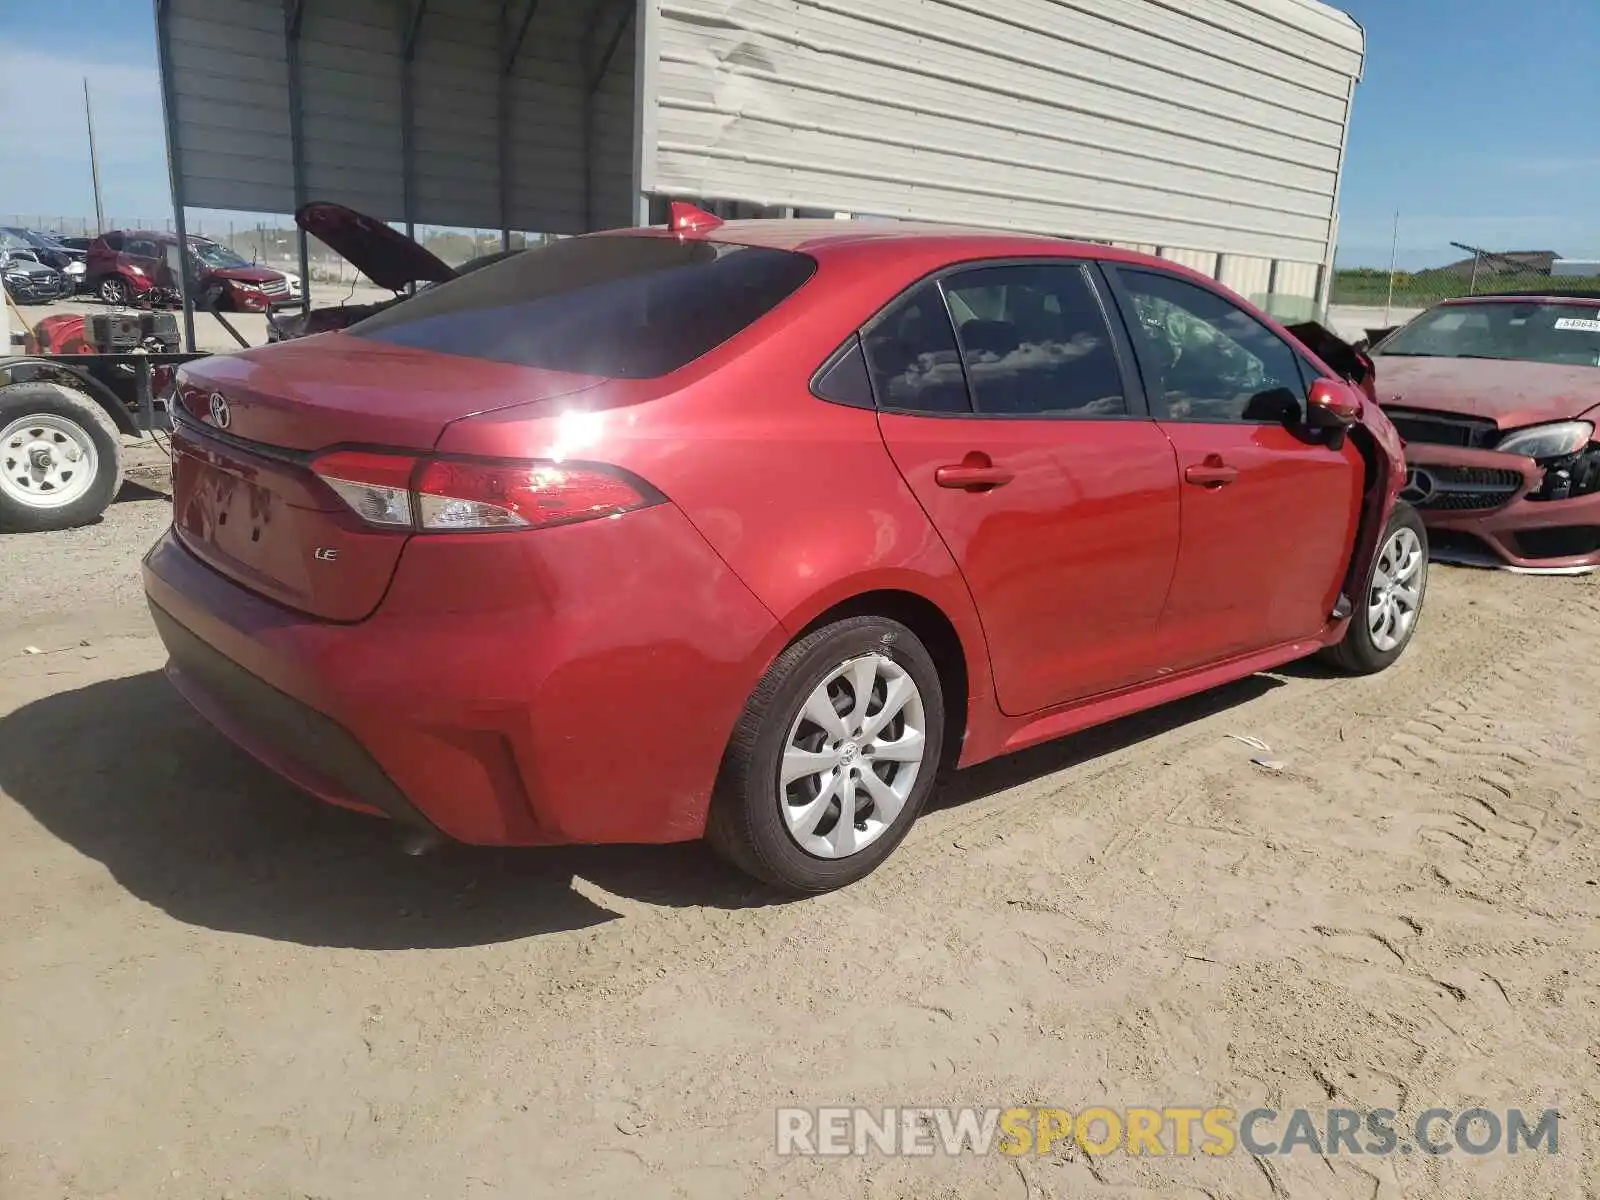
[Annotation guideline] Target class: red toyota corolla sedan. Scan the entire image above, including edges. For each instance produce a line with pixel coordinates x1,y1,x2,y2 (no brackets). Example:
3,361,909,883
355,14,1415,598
142,206,1424,892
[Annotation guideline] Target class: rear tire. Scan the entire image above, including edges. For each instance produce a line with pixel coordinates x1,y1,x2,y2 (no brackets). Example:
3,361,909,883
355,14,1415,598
0,383,124,533
1322,502,1428,675
707,616,945,893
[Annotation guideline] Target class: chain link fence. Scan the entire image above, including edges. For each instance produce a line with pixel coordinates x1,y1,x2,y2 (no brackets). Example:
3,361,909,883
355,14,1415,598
1332,243,1600,335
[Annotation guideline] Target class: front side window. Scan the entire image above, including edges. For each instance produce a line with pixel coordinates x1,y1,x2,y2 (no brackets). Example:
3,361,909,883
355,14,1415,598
1116,269,1308,423
350,235,816,378
941,263,1127,416
126,239,158,259
1376,300,1600,369
861,282,971,413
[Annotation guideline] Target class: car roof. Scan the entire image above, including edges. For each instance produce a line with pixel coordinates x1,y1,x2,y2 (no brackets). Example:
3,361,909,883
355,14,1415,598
623,217,1170,269
1437,291,1600,307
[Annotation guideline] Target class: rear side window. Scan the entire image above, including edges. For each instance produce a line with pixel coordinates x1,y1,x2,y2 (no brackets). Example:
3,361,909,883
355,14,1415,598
862,283,971,413
348,236,816,378
941,263,1128,416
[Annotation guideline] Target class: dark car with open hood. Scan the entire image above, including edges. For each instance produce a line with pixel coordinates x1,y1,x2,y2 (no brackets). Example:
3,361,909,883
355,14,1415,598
266,202,464,342
1368,293,1600,572
1,227,85,273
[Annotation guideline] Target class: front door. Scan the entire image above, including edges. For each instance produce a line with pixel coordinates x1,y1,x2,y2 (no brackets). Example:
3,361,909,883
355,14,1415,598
869,261,1181,715
1104,266,1364,670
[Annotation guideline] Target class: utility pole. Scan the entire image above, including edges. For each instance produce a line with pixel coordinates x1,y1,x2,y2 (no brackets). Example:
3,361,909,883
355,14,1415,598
1383,210,1399,326
83,78,105,235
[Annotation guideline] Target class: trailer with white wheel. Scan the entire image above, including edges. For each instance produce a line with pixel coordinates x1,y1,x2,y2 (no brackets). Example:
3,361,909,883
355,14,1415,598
0,350,203,533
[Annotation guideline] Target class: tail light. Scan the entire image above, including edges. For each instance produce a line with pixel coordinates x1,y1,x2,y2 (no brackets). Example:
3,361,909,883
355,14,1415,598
310,450,661,533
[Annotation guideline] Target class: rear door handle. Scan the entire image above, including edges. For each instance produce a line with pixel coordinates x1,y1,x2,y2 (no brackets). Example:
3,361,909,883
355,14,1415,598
1184,463,1238,487
935,463,1015,491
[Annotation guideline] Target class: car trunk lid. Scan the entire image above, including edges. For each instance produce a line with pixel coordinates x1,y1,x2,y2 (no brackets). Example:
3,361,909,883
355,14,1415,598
170,336,607,620
175,333,606,449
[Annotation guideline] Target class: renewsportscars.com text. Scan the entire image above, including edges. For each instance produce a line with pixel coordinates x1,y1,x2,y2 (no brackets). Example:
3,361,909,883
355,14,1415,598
776,1106,1559,1158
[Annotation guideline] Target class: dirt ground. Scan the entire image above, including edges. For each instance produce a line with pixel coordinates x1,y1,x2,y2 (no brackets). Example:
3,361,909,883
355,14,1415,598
2,450,1597,1200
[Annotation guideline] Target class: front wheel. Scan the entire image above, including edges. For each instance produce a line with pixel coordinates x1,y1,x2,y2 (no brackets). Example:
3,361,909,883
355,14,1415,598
0,383,125,533
1322,502,1428,674
98,276,131,305
707,616,946,893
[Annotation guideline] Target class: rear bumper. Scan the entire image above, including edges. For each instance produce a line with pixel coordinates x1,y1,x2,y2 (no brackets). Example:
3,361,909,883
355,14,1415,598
141,508,783,847
1406,444,1600,570
148,598,439,833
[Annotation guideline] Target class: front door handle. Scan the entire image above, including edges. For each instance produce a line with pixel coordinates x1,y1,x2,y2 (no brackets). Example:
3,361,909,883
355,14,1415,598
935,460,1015,491
1184,462,1238,487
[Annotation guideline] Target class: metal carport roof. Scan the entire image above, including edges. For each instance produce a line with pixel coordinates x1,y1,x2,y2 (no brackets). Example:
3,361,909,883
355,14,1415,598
155,0,1366,348
154,0,643,346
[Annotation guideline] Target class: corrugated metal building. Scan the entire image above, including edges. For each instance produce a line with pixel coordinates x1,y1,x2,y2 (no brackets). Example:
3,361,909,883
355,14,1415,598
156,0,1362,340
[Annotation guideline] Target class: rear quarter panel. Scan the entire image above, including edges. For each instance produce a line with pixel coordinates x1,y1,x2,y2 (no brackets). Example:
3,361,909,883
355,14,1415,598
433,247,1002,754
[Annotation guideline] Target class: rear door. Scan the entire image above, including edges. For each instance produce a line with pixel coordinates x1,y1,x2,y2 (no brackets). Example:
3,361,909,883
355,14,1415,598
871,260,1181,715
1103,266,1363,669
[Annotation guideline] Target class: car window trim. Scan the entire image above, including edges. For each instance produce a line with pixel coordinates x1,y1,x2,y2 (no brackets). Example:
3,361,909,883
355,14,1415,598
1100,263,1309,428
809,332,876,410
856,255,1152,422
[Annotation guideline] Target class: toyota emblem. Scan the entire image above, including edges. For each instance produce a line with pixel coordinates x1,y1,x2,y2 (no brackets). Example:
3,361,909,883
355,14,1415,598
208,392,231,429
1400,467,1436,506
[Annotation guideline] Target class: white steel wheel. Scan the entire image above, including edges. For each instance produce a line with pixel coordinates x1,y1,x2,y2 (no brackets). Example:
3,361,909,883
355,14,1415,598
1,412,100,510
779,653,929,859
0,382,124,533
1368,525,1424,652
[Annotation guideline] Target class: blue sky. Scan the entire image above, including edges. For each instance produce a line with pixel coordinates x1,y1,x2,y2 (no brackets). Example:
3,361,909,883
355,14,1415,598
1,0,1596,267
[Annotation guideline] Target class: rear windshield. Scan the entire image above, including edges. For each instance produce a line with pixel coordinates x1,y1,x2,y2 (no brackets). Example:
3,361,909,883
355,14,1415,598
348,235,816,377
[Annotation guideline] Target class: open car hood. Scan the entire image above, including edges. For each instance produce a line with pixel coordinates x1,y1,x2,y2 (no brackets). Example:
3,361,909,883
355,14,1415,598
294,201,455,292
1285,320,1378,401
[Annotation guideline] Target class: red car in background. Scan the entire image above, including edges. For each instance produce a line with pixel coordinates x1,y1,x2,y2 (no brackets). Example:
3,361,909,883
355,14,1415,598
142,206,1424,892
86,230,291,311
1369,293,1600,572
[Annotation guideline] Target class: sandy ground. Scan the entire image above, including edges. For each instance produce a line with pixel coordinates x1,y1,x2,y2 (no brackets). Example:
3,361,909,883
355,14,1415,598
3,448,1599,1200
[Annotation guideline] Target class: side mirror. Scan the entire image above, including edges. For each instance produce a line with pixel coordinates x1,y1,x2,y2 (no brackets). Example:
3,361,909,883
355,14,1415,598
1307,378,1363,428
